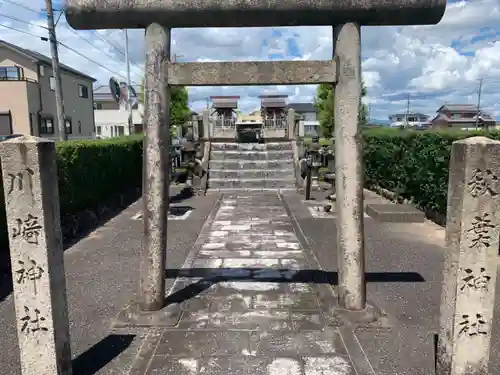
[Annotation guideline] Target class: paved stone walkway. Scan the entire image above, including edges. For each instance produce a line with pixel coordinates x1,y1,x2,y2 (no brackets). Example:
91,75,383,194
131,193,374,375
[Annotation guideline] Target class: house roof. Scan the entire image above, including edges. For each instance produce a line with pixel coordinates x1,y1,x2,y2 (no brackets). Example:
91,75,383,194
261,96,287,108
93,84,141,101
389,113,428,118
0,39,96,82
437,104,478,113
286,103,316,113
431,112,496,124
211,97,238,109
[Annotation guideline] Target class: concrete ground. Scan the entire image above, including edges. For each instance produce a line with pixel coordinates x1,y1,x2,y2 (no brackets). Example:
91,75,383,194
287,188,500,375
0,191,219,375
1,189,499,374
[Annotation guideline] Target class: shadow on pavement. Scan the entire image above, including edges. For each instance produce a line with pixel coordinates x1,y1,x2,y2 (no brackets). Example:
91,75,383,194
164,268,425,304
72,334,135,375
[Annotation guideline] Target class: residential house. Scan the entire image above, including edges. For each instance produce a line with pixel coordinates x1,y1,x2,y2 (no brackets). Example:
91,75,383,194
286,103,320,136
93,85,143,138
389,113,430,128
237,109,262,123
431,104,496,130
0,40,96,139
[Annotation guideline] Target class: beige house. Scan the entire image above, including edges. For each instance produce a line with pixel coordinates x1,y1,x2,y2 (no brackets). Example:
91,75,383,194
0,40,96,139
237,110,262,123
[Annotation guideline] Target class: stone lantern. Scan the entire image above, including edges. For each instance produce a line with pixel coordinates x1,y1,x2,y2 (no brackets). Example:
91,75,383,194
181,134,199,189
304,136,323,200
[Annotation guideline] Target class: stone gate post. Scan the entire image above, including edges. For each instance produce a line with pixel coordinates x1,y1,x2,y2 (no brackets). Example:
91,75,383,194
140,23,171,311
437,136,500,375
0,136,72,375
333,23,366,310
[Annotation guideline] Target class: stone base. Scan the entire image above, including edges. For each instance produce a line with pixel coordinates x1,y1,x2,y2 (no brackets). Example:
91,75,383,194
324,302,388,330
112,301,181,329
365,203,425,223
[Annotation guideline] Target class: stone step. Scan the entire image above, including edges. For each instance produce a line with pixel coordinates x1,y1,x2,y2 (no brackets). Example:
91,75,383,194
210,142,292,151
206,187,296,194
209,159,294,170
211,150,293,161
208,178,296,189
209,169,294,179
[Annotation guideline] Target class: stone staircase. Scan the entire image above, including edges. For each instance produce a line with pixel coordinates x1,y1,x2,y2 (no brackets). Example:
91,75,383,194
207,142,296,192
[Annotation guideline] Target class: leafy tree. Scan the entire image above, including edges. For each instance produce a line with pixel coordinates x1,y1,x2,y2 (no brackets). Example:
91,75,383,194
314,81,368,137
139,80,190,127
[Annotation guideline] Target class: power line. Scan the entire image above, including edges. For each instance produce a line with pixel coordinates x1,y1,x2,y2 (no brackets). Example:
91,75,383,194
0,12,47,29
1,0,42,14
0,22,45,39
91,30,143,71
0,23,137,84
58,41,139,84
0,5,143,74
64,26,123,64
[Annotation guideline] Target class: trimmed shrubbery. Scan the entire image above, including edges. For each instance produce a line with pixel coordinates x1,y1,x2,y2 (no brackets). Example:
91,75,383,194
301,128,499,217
0,135,144,252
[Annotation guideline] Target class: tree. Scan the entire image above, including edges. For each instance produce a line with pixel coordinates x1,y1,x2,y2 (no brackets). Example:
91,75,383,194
314,81,368,137
139,80,190,127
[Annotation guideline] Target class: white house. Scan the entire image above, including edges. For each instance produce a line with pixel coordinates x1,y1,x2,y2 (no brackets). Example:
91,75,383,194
286,103,320,136
389,113,430,128
93,84,143,138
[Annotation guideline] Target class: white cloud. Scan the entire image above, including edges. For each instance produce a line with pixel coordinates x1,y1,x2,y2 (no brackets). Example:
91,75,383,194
0,0,499,120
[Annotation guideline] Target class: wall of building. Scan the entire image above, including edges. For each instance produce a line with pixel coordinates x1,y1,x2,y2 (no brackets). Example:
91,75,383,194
94,103,143,139
0,81,30,135
39,66,95,139
0,47,39,135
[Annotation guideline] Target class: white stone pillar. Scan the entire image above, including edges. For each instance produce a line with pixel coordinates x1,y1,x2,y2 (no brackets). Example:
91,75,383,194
0,136,72,375
437,136,500,375
333,23,366,310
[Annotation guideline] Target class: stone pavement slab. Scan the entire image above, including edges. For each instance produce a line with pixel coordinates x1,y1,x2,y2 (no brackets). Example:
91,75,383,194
282,192,500,375
0,193,219,375
130,193,373,375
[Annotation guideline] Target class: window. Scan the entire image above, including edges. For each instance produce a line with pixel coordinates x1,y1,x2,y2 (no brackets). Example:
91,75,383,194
0,66,23,80
65,118,72,134
117,126,125,136
93,102,103,110
78,121,82,134
49,76,55,91
78,84,88,98
39,117,54,134
96,126,101,135
39,65,45,76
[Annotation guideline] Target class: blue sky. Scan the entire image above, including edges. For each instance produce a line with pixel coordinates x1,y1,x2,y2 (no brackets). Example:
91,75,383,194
0,0,499,121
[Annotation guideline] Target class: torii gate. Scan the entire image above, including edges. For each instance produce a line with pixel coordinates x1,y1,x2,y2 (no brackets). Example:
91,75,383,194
65,0,446,313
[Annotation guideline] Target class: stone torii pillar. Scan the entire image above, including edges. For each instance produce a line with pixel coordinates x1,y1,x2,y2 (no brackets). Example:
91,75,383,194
65,0,447,313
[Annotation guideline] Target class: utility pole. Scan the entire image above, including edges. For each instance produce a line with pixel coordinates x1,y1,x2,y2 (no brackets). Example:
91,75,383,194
124,29,133,135
405,93,410,128
475,77,483,130
45,0,66,141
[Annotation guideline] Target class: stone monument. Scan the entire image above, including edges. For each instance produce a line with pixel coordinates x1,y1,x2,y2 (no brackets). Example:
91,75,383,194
437,136,500,375
0,136,72,375
64,0,447,314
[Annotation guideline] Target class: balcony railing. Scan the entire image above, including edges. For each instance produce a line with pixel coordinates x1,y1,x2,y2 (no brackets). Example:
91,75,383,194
212,117,236,129
264,118,286,129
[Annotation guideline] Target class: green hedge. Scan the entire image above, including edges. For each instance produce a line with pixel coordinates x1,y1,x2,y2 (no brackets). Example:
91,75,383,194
56,135,143,215
364,129,499,215
301,128,499,216
0,135,143,251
